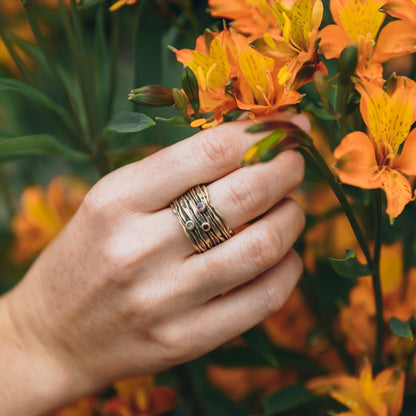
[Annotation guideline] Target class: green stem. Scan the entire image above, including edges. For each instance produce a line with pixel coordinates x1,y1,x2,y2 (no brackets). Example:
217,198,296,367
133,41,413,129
405,341,416,390
304,143,385,372
107,11,120,122
22,3,85,145
337,84,349,140
57,0,96,145
0,30,33,83
133,0,148,88
372,189,384,372
92,142,111,177
305,144,374,267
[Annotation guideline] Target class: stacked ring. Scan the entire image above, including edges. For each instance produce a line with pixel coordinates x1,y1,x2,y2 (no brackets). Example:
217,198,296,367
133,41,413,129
171,184,234,253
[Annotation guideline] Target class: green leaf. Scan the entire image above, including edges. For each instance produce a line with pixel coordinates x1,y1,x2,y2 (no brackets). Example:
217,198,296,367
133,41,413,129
329,249,372,278
263,384,316,415
241,130,286,166
77,0,107,9
0,78,72,129
104,111,155,138
303,102,338,121
6,34,48,70
155,116,190,127
242,327,278,367
209,346,326,375
94,4,109,128
0,135,88,162
389,317,413,339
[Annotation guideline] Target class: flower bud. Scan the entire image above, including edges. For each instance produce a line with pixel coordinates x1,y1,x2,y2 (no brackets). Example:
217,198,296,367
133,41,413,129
172,88,190,118
181,66,200,115
338,44,358,85
128,85,174,107
313,71,329,98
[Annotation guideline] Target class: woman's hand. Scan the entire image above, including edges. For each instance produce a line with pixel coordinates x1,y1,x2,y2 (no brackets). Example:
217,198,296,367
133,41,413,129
0,118,306,415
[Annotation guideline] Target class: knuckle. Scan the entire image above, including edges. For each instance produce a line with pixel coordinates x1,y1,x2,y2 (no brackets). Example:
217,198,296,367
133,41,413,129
157,327,191,366
284,150,305,185
195,132,238,171
247,227,282,269
287,249,304,278
260,281,282,315
81,182,116,224
227,171,268,212
286,198,306,234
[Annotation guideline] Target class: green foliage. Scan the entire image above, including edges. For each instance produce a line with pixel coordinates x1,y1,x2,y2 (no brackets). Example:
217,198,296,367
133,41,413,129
329,249,372,278
0,135,88,163
389,316,416,339
103,111,155,138
263,384,317,415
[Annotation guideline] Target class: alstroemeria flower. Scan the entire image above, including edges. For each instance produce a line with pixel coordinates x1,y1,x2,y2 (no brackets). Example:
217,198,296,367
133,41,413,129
102,376,177,416
208,0,278,35
333,78,416,219
174,28,302,126
320,0,416,83
11,177,88,262
174,28,239,126
251,0,326,87
381,0,416,26
308,363,405,416
230,30,303,116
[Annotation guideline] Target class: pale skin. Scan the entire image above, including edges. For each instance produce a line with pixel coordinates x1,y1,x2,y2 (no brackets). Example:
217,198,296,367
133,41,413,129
0,117,306,415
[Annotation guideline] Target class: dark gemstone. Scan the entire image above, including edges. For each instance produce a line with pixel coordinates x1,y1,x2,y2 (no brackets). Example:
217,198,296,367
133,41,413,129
201,222,210,231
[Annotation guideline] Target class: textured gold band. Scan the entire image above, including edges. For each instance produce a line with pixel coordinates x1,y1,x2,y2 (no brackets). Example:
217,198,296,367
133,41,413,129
171,184,233,253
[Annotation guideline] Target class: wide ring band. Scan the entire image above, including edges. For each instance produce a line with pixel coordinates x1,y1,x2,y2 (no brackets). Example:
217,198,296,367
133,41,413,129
170,184,234,253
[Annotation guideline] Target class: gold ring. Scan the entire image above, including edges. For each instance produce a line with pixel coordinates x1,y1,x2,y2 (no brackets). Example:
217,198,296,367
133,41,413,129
171,184,233,253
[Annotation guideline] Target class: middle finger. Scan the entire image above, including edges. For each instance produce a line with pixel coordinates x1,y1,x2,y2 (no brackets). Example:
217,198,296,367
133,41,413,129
153,149,304,257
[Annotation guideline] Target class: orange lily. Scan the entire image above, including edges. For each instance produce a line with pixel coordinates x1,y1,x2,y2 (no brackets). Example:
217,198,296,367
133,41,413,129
381,0,416,26
102,376,177,416
174,28,239,126
308,363,405,416
208,0,277,35
174,28,302,126
320,0,416,83
333,78,416,220
230,30,303,116
11,177,88,262
250,0,326,88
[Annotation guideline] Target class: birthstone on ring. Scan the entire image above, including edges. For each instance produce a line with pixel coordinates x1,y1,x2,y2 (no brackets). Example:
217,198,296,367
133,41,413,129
201,221,211,231
185,220,195,230
197,202,206,212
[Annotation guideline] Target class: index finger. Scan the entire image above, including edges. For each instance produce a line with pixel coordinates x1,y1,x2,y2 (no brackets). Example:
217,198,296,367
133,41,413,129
111,114,309,212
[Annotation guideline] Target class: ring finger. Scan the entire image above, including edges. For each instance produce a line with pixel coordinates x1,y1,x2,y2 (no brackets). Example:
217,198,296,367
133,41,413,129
153,149,304,257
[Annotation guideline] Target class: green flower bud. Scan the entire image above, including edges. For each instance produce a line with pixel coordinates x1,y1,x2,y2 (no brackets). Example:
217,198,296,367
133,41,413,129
338,44,358,85
172,88,190,119
128,85,174,107
181,67,200,115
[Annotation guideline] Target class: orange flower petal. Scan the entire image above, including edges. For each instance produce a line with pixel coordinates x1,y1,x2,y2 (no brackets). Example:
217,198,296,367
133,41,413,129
394,128,416,175
319,24,350,59
334,132,382,189
382,0,416,25
373,20,416,63
381,168,414,219
356,79,414,151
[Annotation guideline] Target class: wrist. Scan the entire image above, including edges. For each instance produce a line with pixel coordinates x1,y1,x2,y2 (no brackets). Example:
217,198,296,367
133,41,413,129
0,289,91,415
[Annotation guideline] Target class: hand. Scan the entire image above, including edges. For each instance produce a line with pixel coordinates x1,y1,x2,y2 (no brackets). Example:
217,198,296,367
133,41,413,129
0,117,306,415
